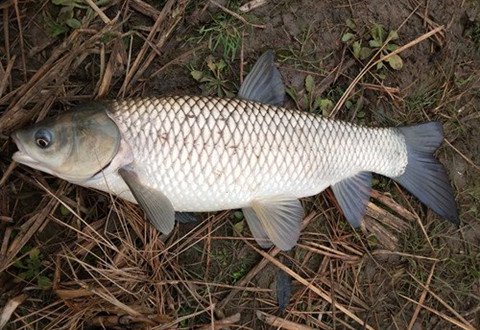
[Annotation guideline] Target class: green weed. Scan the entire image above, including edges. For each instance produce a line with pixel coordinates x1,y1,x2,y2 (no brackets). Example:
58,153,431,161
45,0,109,37
189,56,236,97
13,247,52,290
286,75,334,115
342,19,403,71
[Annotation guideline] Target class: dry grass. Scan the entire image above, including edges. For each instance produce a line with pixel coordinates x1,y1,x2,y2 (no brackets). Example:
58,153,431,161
1,0,480,329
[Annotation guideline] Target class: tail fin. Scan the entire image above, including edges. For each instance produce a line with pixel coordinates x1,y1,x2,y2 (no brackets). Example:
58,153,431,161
393,122,459,224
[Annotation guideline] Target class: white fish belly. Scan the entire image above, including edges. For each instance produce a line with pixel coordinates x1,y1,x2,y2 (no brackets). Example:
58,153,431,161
106,96,407,212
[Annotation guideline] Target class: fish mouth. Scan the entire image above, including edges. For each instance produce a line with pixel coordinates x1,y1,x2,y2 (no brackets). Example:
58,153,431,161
11,131,39,167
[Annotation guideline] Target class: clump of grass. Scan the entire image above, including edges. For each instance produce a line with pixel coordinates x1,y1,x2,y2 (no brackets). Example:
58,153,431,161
278,25,329,72
192,11,243,60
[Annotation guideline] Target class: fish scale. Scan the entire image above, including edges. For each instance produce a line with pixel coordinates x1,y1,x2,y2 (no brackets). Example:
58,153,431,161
105,95,407,212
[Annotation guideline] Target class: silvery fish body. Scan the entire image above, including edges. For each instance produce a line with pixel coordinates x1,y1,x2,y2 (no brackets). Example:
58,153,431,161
11,51,458,251
86,96,405,212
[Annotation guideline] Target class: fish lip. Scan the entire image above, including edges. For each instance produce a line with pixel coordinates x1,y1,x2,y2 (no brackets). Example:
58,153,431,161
12,150,38,166
11,131,38,166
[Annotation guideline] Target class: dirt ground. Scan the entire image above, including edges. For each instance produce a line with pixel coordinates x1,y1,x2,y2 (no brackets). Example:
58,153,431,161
1,0,480,329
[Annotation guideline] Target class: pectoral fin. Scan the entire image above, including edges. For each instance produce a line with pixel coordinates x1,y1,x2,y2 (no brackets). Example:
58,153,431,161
118,166,175,235
248,196,304,251
331,172,372,228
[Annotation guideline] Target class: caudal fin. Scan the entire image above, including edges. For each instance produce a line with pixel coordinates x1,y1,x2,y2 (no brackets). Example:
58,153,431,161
393,122,459,224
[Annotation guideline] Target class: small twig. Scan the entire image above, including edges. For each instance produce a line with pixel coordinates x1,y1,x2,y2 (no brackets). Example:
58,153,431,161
444,138,480,172
240,31,245,84
84,0,111,24
0,293,28,329
209,0,266,29
0,56,15,97
239,0,267,12
0,161,17,187
198,313,241,330
372,250,440,261
13,0,26,82
407,262,436,330
256,311,315,330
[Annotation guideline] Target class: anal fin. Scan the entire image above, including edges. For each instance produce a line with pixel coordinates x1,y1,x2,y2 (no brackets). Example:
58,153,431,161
331,172,372,228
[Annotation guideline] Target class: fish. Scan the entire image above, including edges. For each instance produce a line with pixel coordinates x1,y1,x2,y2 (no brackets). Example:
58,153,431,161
11,50,459,251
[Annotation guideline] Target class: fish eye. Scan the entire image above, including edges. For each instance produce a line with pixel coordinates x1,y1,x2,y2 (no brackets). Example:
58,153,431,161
34,129,53,149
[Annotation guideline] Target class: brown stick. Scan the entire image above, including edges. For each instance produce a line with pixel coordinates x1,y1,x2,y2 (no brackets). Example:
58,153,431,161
256,311,315,330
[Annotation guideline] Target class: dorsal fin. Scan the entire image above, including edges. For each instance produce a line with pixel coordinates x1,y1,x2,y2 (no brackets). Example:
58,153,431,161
237,50,285,106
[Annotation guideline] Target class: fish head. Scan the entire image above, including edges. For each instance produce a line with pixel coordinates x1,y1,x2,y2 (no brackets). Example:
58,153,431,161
12,103,121,183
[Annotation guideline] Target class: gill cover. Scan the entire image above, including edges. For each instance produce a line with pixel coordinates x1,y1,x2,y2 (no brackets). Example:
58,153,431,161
13,103,120,182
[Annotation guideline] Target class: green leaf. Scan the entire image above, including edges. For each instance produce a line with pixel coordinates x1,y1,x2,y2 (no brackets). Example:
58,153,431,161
65,18,81,29
369,39,382,48
190,70,204,81
233,220,244,234
346,18,356,29
387,54,403,70
233,211,244,220
18,271,30,280
29,247,40,260
341,32,354,42
352,41,361,58
60,204,71,216
388,30,399,41
305,75,315,94
38,276,52,290
359,47,373,60
386,43,399,52
51,0,83,8
13,260,26,269
49,23,68,37
216,59,226,71
370,24,385,43
285,87,298,103
356,111,365,119
316,98,334,116
376,61,384,70
345,100,353,109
